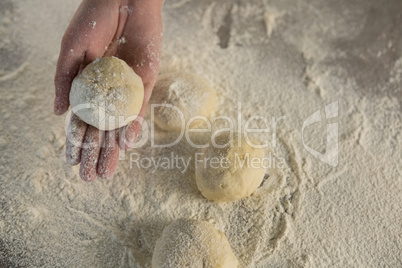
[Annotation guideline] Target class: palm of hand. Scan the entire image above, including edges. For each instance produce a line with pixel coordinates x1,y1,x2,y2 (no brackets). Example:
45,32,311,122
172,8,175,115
55,0,163,181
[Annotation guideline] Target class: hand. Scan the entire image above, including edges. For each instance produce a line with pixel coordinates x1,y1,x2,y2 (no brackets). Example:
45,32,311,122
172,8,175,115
55,0,163,181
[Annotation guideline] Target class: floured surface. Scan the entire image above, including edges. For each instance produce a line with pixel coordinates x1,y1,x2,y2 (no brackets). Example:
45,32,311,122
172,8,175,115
0,0,401,267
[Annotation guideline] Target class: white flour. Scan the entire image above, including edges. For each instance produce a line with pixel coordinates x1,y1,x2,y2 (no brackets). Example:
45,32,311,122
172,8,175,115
0,0,401,267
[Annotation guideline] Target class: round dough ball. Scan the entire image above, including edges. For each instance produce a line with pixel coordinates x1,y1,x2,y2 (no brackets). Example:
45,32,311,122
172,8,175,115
195,133,265,202
149,72,216,132
152,219,238,268
69,57,144,131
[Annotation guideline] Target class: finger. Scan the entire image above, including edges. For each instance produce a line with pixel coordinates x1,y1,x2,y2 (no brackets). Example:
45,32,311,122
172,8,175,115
113,6,162,148
66,113,88,165
121,119,141,151
80,126,104,182
54,45,85,115
117,7,163,85
120,73,156,150
119,43,159,151
121,72,156,150
102,3,131,58
117,32,162,88
97,130,120,179
54,1,120,115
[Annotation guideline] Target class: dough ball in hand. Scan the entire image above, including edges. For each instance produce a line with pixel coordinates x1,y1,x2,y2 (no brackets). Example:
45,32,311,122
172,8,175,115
149,72,216,132
69,56,144,131
195,133,265,202
152,218,238,268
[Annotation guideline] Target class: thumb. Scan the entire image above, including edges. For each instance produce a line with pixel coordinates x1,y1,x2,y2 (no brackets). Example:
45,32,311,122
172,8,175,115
54,46,85,115
54,0,119,116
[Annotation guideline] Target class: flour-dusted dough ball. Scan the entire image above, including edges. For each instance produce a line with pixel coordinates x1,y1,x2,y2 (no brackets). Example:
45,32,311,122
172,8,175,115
152,219,238,268
149,72,216,132
69,57,144,131
195,133,265,202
